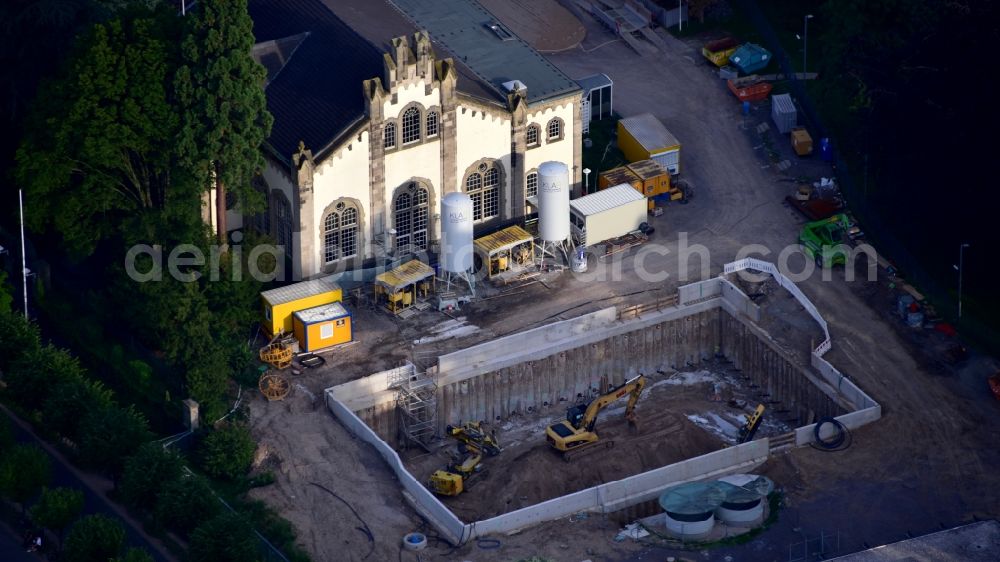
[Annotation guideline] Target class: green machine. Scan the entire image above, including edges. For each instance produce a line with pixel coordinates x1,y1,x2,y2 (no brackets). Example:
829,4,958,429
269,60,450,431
799,214,852,268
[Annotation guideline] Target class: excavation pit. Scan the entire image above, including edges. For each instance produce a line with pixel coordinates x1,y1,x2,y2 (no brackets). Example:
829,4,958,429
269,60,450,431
325,259,881,544
402,366,796,521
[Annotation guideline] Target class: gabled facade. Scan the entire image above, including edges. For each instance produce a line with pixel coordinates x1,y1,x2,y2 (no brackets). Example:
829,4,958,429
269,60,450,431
240,0,582,280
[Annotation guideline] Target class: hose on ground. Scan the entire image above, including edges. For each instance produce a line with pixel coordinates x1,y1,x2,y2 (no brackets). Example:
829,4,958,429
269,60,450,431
310,482,375,559
476,538,501,549
811,417,849,451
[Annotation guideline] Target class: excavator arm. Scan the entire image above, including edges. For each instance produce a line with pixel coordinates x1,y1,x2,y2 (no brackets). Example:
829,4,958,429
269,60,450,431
581,375,647,431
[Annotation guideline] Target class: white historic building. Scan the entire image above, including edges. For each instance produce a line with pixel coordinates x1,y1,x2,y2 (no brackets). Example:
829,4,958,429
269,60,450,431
223,0,583,280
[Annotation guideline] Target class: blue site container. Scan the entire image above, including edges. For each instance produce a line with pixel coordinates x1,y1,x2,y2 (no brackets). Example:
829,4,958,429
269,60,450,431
728,43,772,74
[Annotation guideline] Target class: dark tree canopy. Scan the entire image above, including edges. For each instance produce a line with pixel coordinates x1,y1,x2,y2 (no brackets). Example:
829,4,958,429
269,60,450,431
175,0,273,241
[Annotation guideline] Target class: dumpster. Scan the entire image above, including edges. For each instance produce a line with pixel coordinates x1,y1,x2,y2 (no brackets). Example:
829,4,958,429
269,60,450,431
727,76,773,102
729,43,772,74
702,37,740,67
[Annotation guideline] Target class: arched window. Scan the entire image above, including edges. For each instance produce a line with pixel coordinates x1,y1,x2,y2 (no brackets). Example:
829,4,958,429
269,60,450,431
526,171,538,198
526,124,540,147
394,183,429,253
426,110,439,137
546,118,562,141
464,161,500,222
402,107,421,144
384,122,396,149
323,202,359,263
272,193,293,249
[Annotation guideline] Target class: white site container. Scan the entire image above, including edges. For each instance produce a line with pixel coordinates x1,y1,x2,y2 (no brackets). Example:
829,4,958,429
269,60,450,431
569,184,647,246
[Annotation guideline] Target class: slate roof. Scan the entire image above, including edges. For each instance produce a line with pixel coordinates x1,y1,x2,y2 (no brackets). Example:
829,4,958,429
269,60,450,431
250,0,383,162
250,0,578,165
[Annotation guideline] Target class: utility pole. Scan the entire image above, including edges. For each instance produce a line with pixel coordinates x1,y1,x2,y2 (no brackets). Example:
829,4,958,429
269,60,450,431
19,189,28,320
803,14,814,75
956,243,970,319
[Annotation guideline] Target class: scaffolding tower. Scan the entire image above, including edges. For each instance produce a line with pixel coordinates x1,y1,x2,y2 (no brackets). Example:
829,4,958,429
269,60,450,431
388,362,437,451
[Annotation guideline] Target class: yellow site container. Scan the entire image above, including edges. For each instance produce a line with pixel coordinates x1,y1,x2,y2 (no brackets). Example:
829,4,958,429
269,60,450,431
599,160,671,209
260,278,342,337
292,302,352,352
617,114,681,174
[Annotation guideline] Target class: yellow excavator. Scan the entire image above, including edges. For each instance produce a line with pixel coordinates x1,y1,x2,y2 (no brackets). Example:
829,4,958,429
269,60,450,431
429,421,501,496
545,374,647,461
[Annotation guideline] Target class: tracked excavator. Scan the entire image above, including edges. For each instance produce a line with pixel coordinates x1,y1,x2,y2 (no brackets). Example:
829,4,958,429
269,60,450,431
429,421,501,496
545,374,647,461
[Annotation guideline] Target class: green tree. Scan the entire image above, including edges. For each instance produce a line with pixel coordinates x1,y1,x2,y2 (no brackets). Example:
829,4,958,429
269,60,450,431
30,487,85,549
15,7,199,256
6,344,84,410
112,547,155,562
0,270,12,313
188,512,260,562
200,423,255,481
42,378,114,443
0,416,13,452
79,405,151,477
64,514,126,562
174,0,273,243
120,443,184,512
154,474,220,536
0,444,50,512
0,310,40,372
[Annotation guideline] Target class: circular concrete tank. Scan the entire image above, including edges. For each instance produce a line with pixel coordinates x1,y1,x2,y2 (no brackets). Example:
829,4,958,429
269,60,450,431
715,481,764,524
658,481,725,538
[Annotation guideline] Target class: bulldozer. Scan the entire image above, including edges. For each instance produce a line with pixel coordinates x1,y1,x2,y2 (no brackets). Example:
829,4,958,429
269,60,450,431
429,421,501,496
545,374,646,461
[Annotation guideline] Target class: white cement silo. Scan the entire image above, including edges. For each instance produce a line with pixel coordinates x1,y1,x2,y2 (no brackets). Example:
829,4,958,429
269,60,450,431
536,161,572,264
439,192,475,295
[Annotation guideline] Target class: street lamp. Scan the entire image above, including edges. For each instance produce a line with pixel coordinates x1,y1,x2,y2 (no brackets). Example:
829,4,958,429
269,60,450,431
19,189,28,320
803,14,814,75
954,243,970,319
583,168,592,194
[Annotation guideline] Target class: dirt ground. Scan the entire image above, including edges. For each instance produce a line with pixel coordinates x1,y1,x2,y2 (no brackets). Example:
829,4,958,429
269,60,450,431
247,6,1000,562
478,0,586,53
403,366,794,521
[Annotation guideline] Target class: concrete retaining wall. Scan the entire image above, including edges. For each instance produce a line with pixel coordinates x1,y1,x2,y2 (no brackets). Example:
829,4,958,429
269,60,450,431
324,390,467,545
471,439,770,537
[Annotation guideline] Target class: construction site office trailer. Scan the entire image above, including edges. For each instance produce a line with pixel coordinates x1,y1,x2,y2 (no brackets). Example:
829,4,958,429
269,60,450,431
617,113,682,174
569,184,648,246
293,302,352,352
260,278,343,337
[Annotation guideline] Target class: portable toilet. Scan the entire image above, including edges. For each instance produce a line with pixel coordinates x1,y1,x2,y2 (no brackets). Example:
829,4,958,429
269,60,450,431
292,302,352,352
260,278,342,337
617,113,681,174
